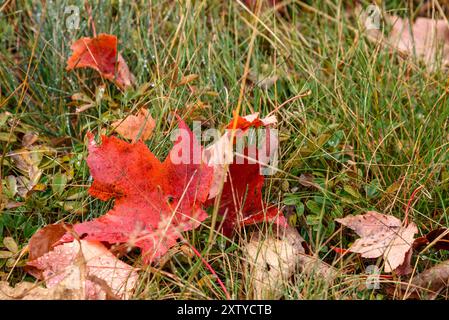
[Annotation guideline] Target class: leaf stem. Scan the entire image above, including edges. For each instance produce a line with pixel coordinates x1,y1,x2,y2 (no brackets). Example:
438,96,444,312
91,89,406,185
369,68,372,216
184,241,231,300
404,185,424,225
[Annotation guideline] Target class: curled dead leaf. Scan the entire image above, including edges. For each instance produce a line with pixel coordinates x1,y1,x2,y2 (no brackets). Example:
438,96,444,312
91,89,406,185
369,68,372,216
414,228,449,252
7,146,52,198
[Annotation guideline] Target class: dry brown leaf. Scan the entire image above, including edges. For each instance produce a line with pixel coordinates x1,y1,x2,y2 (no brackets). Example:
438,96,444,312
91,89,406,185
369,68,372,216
395,248,413,276
244,226,335,299
244,230,300,299
298,173,319,189
28,224,68,262
414,228,449,251
394,260,449,299
370,15,449,69
112,108,156,143
7,146,48,198
336,211,417,272
0,281,83,300
27,240,139,300
408,260,449,298
22,132,39,147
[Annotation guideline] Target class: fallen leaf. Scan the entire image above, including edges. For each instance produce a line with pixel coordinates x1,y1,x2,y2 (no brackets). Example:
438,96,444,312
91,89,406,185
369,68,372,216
395,248,413,276
390,257,449,299
336,211,417,272
7,146,50,198
244,226,335,299
22,132,39,147
212,149,286,236
205,112,278,199
0,281,82,300
25,224,69,278
66,34,135,89
226,111,277,131
112,108,156,143
8,147,42,175
370,15,449,69
204,113,284,236
412,260,449,296
61,118,213,264
298,173,319,189
27,240,138,300
414,228,449,251
28,224,68,261
3,237,18,254
244,229,301,299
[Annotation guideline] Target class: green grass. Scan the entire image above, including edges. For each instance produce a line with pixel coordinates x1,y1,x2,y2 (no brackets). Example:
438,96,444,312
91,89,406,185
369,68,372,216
1,0,449,299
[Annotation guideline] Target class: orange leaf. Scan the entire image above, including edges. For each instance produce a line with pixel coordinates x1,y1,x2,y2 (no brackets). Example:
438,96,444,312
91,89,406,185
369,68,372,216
66,34,135,89
112,108,155,143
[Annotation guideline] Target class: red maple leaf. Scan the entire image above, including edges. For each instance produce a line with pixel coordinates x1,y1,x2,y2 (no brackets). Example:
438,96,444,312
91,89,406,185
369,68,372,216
63,119,212,264
207,113,286,236
208,148,286,237
66,33,135,89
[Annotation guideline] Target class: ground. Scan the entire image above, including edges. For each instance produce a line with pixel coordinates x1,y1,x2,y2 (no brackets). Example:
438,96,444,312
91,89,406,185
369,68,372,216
0,0,449,299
